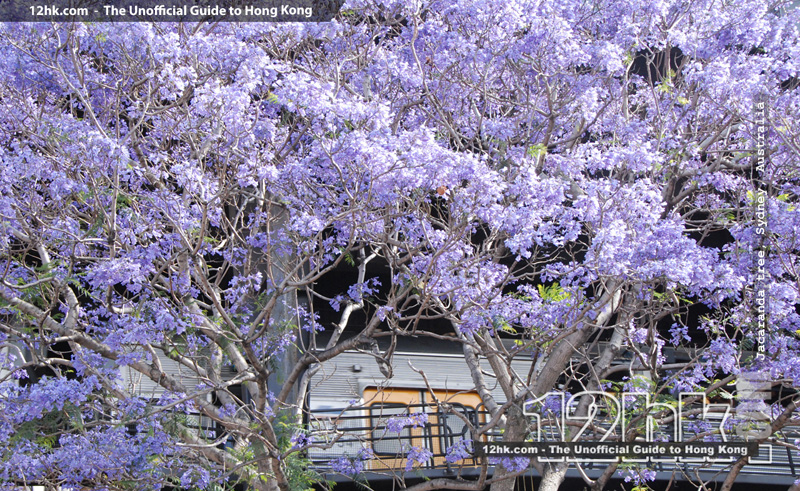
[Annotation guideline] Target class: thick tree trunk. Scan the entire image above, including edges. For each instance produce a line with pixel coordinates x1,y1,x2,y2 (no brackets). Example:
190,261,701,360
539,464,569,491
489,405,530,491
259,477,278,491
256,457,286,491
487,287,625,491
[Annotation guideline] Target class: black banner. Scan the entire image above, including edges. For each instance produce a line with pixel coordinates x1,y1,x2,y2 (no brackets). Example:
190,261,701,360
0,0,344,22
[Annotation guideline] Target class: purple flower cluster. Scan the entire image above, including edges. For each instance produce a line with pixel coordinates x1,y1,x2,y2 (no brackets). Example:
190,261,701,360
405,446,433,472
621,466,657,485
290,432,313,449
385,412,429,433
330,456,363,477
488,456,529,474
445,438,473,463
329,448,373,477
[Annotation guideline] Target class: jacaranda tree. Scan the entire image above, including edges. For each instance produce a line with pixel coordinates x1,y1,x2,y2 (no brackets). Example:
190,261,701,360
1,1,799,490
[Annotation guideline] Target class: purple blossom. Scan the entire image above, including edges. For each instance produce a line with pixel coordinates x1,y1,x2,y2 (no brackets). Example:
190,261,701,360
290,432,312,449
405,446,433,472
357,447,374,461
488,456,529,474
180,468,212,489
330,456,363,477
386,412,428,433
621,466,657,485
445,439,473,463
669,323,691,345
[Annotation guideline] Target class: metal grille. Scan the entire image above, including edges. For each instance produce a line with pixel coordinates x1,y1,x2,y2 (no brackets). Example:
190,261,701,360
300,403,800,482
306,402,482,471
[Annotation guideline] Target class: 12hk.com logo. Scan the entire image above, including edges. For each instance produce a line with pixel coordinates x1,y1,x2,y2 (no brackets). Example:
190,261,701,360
512,373,773,463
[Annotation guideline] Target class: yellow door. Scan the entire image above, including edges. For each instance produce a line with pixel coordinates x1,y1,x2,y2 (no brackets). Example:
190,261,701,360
426,389,482,468
362,386,427,471
362,387,483,471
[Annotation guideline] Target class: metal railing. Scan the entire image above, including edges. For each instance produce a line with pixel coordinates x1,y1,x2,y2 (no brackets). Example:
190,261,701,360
298,404,800,483
305,402,487,474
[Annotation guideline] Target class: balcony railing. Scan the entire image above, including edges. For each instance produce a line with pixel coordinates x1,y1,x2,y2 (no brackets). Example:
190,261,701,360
292,403,800,484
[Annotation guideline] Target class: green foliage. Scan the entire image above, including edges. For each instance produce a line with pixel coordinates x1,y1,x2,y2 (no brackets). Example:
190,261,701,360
537,283,570,303
492,316,516,334
116,192,132,208
274,410,331,491
526,143,547,158
9,402,85,449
